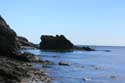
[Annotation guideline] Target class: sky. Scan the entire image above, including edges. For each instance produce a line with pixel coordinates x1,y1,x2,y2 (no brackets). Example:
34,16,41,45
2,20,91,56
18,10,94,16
0,0,125,46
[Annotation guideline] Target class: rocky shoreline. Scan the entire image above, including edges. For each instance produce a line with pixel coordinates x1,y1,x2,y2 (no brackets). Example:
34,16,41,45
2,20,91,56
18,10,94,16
0,16,53,83
0,52,53,83
0,15,95,83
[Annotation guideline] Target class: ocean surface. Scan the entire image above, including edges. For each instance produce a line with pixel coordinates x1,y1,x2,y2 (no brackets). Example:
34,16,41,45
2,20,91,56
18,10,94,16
22,46,125,83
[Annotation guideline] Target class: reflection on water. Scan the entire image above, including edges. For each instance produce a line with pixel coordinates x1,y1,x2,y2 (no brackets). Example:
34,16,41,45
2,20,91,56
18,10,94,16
22,46,125,83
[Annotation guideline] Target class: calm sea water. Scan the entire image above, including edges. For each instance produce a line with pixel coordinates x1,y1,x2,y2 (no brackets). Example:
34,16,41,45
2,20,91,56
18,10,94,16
22,46,125,83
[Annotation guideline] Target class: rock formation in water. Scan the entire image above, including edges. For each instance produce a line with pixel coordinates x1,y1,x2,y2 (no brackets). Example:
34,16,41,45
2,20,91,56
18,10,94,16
39,35,94,51
40,35,74,49
74,46,95,51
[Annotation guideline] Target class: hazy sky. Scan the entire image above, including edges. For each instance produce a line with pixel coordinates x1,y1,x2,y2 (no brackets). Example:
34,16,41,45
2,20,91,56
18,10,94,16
0,0,125,46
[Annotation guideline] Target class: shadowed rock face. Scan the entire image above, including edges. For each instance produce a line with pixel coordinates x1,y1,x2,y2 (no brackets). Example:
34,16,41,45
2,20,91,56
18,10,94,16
40,35,74,49
16,36,38,48
0,16,17,54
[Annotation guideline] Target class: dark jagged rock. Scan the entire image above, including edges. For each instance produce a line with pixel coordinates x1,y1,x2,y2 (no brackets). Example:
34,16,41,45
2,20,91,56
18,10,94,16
16,36,38,49
0,15,37,52
58,61,70,66
74,46,95,51
40,35,74,50
39,35,94,51
82,46,95,51
0,16,17,54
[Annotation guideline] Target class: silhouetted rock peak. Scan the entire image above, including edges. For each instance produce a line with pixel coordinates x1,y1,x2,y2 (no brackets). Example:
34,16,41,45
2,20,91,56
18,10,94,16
16,36,38,48
40,35,74,49
0,16,17,54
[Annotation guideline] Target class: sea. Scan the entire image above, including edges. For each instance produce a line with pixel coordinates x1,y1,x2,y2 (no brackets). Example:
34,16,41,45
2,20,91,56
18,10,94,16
22,46,125,83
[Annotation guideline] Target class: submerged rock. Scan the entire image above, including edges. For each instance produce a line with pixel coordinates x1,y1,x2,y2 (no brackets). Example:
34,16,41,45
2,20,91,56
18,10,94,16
58,61,70,66
82,77,92,81
81,46,95,51
0,16,17,54
104,50,111,52
110,75,117,79
40,35,74,50
74,46,95,51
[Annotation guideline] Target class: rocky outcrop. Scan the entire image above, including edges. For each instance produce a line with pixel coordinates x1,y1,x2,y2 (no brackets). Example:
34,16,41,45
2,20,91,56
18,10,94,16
0,16,17,54
0,53,53,83
39,35,94,51
0,15,37,53
0,55,31,83
0,16,53,83
58,61,70,66
40,35,74,50
74,46,95,51
16,36,38,48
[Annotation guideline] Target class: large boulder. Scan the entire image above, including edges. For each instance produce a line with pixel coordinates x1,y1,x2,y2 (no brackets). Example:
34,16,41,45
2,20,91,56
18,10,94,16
40,35,74,50
0,16,17,54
